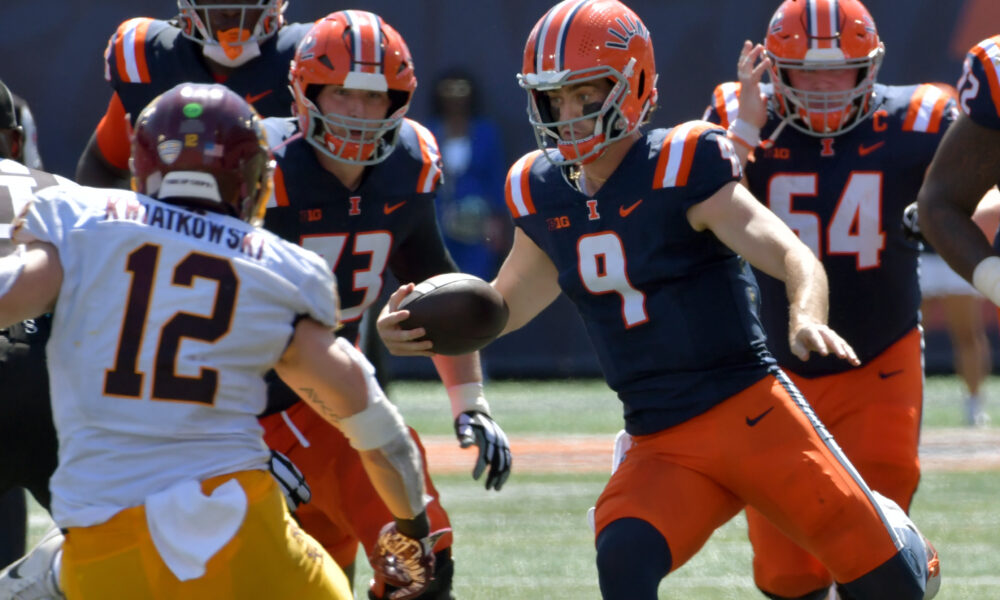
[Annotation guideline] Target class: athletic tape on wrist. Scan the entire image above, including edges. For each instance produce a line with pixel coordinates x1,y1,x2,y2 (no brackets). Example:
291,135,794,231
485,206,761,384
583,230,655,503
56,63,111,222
973,256,1000,306
334,337,409,451
447,382,491,418
727,117,761,149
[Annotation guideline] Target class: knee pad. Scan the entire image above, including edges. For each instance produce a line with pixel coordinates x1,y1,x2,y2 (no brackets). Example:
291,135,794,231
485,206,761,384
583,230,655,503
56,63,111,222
596,518,671,600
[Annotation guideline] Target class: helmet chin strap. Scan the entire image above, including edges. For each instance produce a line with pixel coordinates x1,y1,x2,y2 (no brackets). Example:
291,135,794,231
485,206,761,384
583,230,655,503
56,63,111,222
202,39,261,68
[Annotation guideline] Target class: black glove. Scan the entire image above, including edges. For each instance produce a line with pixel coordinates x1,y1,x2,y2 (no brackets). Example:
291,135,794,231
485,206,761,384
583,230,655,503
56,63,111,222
454,411,512,491
902,202,925,245
268,449,311,511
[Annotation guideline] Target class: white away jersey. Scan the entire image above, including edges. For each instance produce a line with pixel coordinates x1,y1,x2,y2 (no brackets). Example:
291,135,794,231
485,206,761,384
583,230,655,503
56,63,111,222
14,185,339,527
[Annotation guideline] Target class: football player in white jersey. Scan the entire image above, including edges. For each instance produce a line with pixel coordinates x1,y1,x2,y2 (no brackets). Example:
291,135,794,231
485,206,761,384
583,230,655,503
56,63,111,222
0,82,441,600
0,78,72,577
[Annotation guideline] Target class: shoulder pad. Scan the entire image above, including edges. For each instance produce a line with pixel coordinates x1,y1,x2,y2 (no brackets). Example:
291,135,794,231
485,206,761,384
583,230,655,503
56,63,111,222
704,81,742,127
104,17,161,84
267,164,289,209
262,117,299,155
653,121,734,190
401,119,443,194
960,37,1000,127
902,84,955,133
504,150,546,218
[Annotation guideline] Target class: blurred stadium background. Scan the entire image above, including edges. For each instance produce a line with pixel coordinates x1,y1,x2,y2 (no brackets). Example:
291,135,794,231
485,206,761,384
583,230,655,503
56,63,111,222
1,0,996,378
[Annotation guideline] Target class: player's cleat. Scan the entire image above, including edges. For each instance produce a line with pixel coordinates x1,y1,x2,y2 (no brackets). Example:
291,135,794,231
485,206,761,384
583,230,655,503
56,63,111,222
0,525,65,600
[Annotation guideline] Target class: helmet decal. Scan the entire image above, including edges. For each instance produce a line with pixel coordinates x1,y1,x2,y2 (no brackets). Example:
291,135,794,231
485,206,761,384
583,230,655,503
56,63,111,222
518,0,658,165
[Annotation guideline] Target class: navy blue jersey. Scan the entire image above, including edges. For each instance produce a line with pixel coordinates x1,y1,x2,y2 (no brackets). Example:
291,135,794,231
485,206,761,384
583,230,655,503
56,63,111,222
103,18,309,122
262,117,456,343
506,121,775,435
705,82,955,376
959,36,1000,131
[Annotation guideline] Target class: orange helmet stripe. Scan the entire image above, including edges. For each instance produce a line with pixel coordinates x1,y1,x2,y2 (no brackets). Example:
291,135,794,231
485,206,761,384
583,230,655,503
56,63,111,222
808,0,839,50
971,39,1000,121
535,0,590,73
344,10,382,75
505,152,541,217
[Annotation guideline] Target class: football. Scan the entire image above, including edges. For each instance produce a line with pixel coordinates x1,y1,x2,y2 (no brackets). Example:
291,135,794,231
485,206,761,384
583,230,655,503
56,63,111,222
397,273,509,355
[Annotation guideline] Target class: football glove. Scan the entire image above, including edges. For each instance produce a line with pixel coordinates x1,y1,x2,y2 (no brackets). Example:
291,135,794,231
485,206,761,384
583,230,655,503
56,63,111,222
268,449,311,512
369,521,450,600
454,411,512,491
902,202,925,245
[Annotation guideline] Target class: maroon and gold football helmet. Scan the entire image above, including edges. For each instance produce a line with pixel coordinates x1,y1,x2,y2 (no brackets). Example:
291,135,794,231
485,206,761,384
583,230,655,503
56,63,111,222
130,83,273,224
518,0,658,166
289,11,417,165
765,0,884,136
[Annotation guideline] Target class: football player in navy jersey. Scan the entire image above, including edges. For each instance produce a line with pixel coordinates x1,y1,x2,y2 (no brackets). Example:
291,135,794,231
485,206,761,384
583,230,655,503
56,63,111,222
256,12,511,600
703,1,948,598
379,1,938,599
919,36,1000,314
75,0,310,188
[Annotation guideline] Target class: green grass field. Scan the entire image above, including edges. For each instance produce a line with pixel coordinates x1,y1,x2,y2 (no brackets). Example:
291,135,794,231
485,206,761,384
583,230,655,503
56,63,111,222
26,375,1000,598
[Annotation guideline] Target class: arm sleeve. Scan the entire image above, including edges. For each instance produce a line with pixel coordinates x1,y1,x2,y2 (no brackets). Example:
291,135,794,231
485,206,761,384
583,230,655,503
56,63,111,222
94,93,132,171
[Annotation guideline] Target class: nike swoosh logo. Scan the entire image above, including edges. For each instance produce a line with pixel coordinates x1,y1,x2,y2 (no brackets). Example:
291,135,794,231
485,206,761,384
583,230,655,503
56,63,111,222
619,199,643,217
878,369,904,379
8,560,23,579
244,90,273,105
383,201,406,214
858,141,885,156
745,406,775,427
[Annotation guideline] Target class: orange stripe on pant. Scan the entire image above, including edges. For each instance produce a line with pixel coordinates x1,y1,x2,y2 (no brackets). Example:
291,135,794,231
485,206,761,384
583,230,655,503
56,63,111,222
61,470,351,600
260,401,452,567
593,371,901,587
748,327,923,596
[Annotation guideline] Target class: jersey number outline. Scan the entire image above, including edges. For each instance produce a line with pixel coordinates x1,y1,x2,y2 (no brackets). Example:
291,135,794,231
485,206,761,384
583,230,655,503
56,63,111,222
957,56,981,115
767,172,885,269
104,243,238,404
300,231,392,322
577,232,648,328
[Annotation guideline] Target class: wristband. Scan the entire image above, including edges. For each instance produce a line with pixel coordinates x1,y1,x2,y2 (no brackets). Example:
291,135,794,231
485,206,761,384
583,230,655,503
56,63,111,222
727,117,761,149
447,382,491,418
394,510,431,540
973,256,1000,306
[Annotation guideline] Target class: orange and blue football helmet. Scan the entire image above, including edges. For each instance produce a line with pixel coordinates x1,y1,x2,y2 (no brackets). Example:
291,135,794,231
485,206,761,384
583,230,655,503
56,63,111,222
518,0,658,166
289,11,417,165
765,0,884,136
177,0,286,67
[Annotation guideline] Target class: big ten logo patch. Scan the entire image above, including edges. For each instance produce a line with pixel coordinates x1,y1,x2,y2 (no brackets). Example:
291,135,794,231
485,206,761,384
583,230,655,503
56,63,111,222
763,146,791,160
547,215,571,231
299,208,323,222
